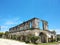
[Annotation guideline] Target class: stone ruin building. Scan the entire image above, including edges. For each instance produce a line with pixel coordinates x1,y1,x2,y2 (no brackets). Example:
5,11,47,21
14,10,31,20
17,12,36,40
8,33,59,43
8,18,57,43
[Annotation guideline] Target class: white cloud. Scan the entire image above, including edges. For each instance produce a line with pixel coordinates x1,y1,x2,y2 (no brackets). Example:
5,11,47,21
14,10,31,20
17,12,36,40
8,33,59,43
0,26,8,32
49,29,60,34
1,26,7,29
0,17,23,32
55,29,60,34
4,17,22,25
5,21,14,25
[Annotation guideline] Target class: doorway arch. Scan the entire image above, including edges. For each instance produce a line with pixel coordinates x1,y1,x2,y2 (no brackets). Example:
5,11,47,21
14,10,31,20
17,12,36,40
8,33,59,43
39,32,47,43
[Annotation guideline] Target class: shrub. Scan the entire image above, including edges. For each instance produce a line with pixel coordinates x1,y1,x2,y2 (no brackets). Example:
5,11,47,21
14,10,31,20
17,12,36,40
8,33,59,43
16,35,21,40
25,34,40,44
57,38,60,41
31,36,40,43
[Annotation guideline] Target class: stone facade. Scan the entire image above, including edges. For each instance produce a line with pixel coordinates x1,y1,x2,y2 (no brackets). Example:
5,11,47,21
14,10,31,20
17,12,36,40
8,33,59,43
8,18,57,43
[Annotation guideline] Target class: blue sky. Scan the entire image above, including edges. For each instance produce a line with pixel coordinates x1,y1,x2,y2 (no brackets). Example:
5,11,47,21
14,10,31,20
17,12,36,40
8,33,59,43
0,0,60,34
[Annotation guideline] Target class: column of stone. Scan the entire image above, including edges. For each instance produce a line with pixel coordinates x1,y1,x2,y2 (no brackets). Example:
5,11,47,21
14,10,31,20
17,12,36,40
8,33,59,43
15,27,16,31
25,23,27,30
18,26,20,31
27,21,30,29
23,23,25,30
32,18,39,29
24,23,27,30
19,25,21,30
20,24,23,30
17,26,20,31
24,22,30,30
20,25,21,30
16,26,18,31
23,24,25,30
46,36,48,43
45,21,48,30
26,22,30,29
42,20,48,30
31,19,35,28
42,20,45,30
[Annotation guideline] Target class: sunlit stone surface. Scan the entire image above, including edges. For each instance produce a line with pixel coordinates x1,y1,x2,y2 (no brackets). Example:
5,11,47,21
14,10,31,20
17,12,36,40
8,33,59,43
0,38,29,45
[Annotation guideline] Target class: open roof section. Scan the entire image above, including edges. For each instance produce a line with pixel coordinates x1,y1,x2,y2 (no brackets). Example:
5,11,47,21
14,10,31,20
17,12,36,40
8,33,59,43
9,17,40,29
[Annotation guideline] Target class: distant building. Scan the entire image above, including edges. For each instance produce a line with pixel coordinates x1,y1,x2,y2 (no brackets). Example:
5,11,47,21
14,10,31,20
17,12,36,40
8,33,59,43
8,18,57,43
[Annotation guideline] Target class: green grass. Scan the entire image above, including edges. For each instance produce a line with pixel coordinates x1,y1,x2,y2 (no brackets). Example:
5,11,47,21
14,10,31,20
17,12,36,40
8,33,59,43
37,42,60,45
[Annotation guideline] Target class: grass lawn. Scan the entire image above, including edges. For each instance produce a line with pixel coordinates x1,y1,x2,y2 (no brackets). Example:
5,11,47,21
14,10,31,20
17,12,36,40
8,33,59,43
33,42,60,45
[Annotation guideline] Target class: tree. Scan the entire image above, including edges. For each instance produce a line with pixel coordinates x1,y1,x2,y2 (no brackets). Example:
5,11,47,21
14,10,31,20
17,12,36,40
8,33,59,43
0,32,5,38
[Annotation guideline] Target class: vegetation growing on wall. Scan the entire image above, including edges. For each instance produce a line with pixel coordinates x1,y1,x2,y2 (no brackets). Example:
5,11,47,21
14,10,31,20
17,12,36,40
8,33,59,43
24,34,40,44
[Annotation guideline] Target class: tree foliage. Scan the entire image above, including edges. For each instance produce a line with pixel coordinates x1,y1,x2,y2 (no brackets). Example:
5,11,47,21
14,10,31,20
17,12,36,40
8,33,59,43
0,32,5,38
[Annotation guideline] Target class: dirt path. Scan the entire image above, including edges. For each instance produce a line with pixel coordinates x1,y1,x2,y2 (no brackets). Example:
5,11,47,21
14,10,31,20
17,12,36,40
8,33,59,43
0,38,30,45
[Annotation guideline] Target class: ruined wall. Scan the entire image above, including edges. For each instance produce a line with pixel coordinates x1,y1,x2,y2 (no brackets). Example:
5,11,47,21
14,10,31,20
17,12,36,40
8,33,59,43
9,18,49,34
9,18,40,33
8,18,57,43
41,20,48,30
32,18,40,28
